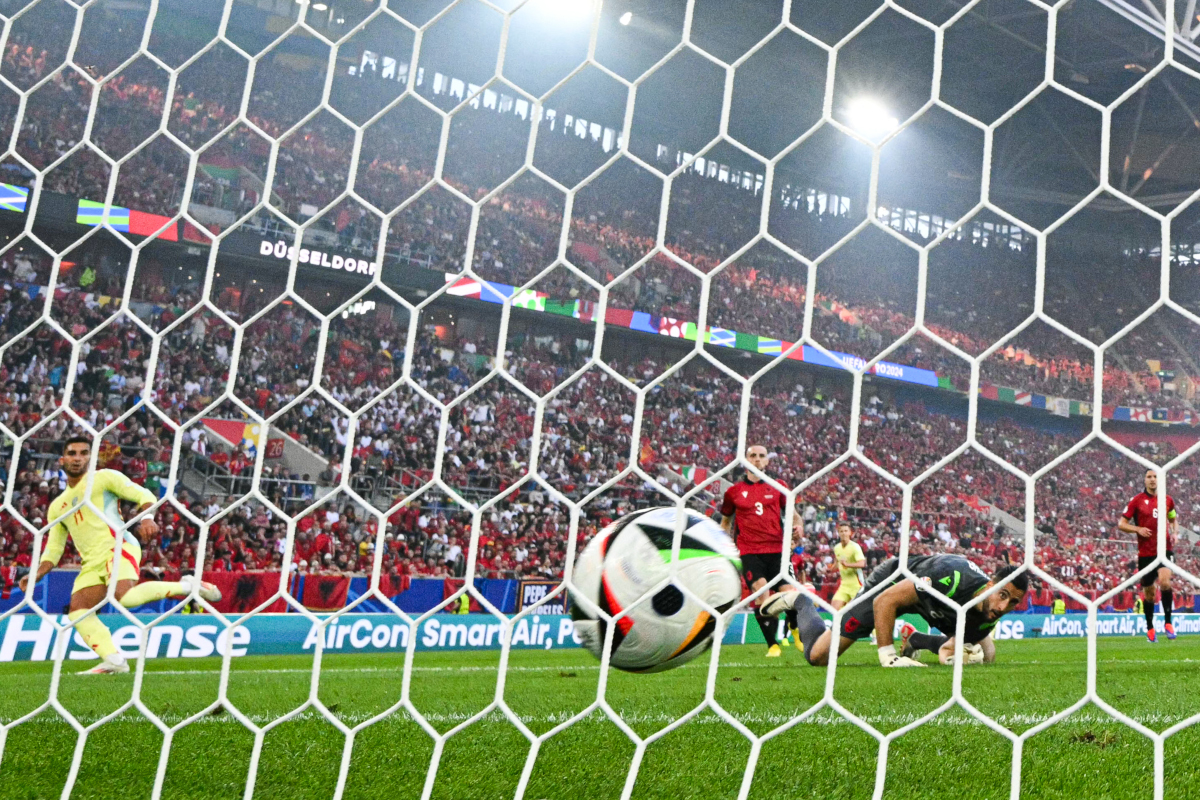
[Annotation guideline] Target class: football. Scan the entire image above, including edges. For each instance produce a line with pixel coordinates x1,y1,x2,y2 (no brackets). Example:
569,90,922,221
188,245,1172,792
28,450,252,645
569,506,743,673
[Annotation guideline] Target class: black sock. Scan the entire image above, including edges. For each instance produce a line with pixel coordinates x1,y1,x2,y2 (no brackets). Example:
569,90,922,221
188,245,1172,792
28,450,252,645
791,594,828,665
755,612,777,647
908,632,949,654
785,609,798,631
1145,596,1155,631
1162,589,1173,625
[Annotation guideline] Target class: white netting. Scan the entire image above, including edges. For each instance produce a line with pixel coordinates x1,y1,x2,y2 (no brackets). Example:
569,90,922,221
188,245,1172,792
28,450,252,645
2,0,1200,797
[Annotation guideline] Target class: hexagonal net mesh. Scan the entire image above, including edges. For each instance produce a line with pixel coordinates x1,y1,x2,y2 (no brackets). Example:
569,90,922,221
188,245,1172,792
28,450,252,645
3,0,1200,797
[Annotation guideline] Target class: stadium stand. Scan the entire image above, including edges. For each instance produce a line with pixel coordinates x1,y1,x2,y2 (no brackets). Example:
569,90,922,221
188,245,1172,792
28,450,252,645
1,30,1198,616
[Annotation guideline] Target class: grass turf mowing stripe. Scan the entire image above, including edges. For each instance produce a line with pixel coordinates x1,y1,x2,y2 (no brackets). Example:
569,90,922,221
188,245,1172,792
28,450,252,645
5,640,1200,799
7,710,1195,727
131,656,1200,676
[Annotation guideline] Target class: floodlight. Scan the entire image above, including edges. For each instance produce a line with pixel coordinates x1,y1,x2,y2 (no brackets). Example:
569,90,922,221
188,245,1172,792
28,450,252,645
529,0,596,25
845,97,899,141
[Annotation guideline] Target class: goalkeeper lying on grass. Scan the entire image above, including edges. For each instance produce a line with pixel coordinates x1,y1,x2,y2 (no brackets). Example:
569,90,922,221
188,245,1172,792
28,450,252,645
762,555,1028,667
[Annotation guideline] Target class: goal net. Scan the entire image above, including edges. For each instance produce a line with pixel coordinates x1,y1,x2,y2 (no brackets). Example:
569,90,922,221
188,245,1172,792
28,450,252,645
2,0,1200,798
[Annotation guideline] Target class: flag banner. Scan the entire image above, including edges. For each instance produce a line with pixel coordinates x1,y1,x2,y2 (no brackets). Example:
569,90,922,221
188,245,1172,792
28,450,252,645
423,273,1195,427
510,288,547,311
629,311,658,334
544,299,577,317
378,573,411,599
756,337,782,355
445,275,482,298
76,199,130,230
604,307,634,327
301,575,350,611
203,571,288,614
735,331,759,351
199,162,242,185
659,317,687,337
1130,407,1151,422
181,220,215,243
128,209,178,241
201,418,252,446
575,300,597,321
708,327,736,347
0,182,29,213
479,280,515,304
1152,408,1169,422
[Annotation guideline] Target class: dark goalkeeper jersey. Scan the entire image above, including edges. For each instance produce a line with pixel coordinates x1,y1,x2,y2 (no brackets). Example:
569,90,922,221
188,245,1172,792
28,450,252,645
866,554,996,644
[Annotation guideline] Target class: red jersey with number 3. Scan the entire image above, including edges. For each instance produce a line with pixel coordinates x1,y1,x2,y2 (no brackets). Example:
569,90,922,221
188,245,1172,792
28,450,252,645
720,478,785,555
1121,491,1176,558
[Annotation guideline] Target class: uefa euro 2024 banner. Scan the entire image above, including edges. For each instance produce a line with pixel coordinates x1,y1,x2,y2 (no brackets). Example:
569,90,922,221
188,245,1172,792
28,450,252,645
2,612,1196,662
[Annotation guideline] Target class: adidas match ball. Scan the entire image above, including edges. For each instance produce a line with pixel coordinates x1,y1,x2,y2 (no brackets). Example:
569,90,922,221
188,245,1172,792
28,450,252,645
569,507,742,673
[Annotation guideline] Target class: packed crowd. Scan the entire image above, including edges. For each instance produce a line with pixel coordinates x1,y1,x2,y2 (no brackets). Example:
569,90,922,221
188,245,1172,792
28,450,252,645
3,269,1197,602
4,32,1198,421
3,31,1200,605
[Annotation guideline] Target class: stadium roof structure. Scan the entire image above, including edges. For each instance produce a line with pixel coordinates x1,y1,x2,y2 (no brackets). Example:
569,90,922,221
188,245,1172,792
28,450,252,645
16,0,1200,248
215,0,1200,234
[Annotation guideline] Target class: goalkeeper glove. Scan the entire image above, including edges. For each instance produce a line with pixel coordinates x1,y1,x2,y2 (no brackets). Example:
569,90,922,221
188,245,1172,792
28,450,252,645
964,643,985,665
878,644,926,667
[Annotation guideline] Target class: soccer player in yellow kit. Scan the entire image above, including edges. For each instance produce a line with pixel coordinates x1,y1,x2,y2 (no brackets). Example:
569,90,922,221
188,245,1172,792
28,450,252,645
831,522,866,610
19,436,221,674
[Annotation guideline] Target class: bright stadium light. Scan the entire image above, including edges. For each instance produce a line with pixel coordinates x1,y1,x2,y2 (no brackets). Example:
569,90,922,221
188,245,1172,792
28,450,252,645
530,0,596,25
619,10,633,24
845,96,899,141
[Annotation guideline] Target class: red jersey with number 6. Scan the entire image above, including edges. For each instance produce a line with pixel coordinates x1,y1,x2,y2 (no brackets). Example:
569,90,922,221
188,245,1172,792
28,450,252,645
1121,491,1176,558
720,478,785,555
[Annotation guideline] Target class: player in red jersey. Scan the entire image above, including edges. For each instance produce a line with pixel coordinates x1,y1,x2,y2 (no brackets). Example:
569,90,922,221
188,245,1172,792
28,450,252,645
720,444,803,657
1118,469,1179,642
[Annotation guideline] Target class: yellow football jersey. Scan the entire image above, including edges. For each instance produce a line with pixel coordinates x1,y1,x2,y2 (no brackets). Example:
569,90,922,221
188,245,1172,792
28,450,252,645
41,469,157,567
833,540,865,585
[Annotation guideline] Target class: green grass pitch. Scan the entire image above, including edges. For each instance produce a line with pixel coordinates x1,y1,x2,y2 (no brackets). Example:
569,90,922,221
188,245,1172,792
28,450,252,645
3,635,1200,799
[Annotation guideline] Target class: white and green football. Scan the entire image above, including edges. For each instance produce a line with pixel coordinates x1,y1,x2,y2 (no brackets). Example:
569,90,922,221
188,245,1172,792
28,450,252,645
569,506,742,673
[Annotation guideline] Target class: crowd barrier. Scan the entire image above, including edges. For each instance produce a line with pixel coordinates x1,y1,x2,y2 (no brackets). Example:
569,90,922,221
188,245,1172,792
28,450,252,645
4,571,1198,618
0,571,523,615
5,610,1191,662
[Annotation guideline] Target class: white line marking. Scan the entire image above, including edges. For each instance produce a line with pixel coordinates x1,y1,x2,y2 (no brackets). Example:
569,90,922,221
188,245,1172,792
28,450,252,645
4,710,1187,728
